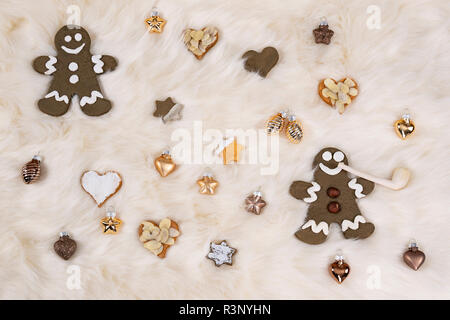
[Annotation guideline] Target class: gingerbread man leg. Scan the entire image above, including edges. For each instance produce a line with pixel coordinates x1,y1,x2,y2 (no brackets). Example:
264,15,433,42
38,83,71,117
78,85,112,117
295,217,329,245
340,214,375,240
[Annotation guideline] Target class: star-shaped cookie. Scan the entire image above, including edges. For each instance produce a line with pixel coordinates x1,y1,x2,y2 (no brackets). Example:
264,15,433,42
153,97,183,123
206,241,236,267
197,174,219,195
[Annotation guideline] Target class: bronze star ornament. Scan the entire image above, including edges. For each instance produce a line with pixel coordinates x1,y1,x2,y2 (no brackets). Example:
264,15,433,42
245,191,267,215
100,208,122,234
313,17,334,45
197,173,219,195
145,9,166,33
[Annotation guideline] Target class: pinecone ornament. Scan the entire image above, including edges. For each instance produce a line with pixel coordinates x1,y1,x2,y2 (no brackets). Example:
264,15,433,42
22,155,41,184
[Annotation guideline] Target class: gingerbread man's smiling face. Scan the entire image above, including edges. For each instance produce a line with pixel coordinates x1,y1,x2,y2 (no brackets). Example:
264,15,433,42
312,147,349,175
55,25,91,55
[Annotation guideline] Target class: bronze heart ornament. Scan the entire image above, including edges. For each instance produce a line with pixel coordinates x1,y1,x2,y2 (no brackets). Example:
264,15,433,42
403,241,426,271
329,255,350,284
154,151,176,177
394,114,415,140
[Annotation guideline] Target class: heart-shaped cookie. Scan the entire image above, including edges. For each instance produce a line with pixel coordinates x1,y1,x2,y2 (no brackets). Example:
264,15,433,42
319,78,359,114
138,218,180,258
183,27,219,60
329,260,350,284
81,170,122,207
242,47,279,78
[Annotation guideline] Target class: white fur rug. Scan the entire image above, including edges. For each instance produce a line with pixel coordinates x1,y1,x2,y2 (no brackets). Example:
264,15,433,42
0,0,449,299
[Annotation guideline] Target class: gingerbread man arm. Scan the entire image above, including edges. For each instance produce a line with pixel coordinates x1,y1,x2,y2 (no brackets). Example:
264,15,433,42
290,181,321,203
33,56,57,75
348,177,375,198
92,55,117,74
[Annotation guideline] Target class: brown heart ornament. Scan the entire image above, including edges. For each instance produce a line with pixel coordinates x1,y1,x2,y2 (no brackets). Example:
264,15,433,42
394,114,415,140
54,232,77,260
154,152,176,177
329,256,350,284
403,242,425,271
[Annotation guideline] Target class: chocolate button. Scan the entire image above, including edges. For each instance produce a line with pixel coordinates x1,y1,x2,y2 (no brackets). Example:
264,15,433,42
327,187,340,198
327,201,341,213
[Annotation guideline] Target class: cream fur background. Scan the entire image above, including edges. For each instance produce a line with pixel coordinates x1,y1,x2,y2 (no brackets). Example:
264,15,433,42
0,0,449,300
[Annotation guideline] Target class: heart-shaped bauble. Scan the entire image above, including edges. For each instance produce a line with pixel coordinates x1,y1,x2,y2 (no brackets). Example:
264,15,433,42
319,78,359,114
394,119,415,140
81,170,122,207
138,218,180,258
154,153,176,177
54,234,77,260
403,248,425,271
242,47,279,78
183,27,219,60
329,261,350,284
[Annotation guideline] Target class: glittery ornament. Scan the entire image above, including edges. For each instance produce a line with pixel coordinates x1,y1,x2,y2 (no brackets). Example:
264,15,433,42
22,155,41,184
313,17,334,44
54,232,77,260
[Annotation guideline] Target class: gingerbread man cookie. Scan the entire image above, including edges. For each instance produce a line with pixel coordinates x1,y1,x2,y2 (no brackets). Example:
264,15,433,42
33,25,117,117
289,147,375,245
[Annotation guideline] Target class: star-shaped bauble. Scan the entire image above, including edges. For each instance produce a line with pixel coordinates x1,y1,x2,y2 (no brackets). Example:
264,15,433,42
313,24,334,45
153,97,183,123
101,217,122,234
245,191,267,215
216,138,244,165
197,174,219,195
206,241,236,267
145,12,166,33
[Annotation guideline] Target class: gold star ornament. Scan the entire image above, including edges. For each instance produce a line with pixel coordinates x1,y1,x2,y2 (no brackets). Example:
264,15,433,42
197,173,219,195
216,137,244,165
100,208,122,234
145,9,166,33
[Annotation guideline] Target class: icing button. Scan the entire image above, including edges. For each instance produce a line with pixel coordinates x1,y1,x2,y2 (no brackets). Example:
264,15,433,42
327,187,340,198
327,201,341,214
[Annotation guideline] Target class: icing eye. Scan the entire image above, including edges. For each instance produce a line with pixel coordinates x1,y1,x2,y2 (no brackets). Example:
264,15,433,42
74,33,82,41
322,151,332,161
64,35,72,42
333,151,344,162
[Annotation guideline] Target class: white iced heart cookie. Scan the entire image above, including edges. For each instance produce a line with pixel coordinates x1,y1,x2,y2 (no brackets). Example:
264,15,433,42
81,171,122,207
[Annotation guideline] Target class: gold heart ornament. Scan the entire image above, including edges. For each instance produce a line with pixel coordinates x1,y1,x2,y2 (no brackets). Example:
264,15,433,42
154,152,176,177
394,114,415,140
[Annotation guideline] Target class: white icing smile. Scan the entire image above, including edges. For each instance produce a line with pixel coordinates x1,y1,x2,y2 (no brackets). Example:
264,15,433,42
319,163,343,175
61,43,85,54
